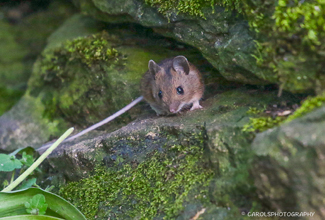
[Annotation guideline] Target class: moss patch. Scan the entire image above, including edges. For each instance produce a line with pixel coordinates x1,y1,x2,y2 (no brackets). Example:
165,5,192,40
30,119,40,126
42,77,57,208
29,32,130,126
145,0,242,18
59,134,213,219
242,116,286,133
242,91,325,133
246,0,325,93
145,0,325,94
285,92,325,122
44,88,294,219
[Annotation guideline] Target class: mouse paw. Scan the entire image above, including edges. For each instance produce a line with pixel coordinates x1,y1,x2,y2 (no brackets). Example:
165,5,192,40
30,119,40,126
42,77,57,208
190,101,203,111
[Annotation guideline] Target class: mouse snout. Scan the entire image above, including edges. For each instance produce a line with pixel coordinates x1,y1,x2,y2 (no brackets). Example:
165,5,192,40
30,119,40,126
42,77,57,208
169,101,181,114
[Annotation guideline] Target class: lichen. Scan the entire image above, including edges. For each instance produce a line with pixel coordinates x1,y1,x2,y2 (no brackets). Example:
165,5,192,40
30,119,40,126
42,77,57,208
59,136,213,219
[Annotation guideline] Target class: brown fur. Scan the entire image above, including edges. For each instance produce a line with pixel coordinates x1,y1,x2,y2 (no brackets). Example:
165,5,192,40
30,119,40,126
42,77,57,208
141,56,204,115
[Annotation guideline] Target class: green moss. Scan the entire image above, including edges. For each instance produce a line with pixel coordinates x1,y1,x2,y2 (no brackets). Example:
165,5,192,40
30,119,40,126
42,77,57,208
40,32,123,74
285,93,325,122
243,92,325,132
238,0,325,93
242,106,286,133
242,116,286,133
29,32,129,125
274,0,325,46
247,0,325,93
239,0,325,93
246,107,265,115
59,139,213,219
242,106,287,133
145,0,242,18
146,0,325,93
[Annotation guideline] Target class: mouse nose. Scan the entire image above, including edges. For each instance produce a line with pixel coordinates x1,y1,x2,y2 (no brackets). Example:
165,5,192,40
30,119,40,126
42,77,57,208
169,101,180,114
169,107,177,113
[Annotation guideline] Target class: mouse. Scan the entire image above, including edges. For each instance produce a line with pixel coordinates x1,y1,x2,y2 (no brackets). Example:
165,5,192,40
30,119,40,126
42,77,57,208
38,55,204,152
141,55,204,115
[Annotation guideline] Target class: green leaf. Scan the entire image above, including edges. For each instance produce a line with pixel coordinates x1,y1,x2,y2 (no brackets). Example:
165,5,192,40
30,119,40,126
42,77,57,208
25,194,48,215
44,185,55,192
0,188,86,220
20,152,35,167
17,178,37,190
0,215,64,220
1,128,74,193
9,147,35,157
0,154,22,172
2,180,9,189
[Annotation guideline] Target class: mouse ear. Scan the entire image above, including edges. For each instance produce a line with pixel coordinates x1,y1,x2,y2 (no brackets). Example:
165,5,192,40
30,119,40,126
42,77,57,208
148,60,162,79
172,56,190,75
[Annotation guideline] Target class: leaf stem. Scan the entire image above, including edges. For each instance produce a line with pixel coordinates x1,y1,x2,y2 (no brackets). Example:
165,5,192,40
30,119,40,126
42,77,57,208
1,127,74,192
10,171,15,184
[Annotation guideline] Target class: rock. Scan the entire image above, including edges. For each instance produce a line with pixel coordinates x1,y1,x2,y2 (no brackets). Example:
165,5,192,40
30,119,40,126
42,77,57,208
1,2,322,218
28,14,219,127
72,0,269,85
251,106,325,219
39,88,296,219
0,13,223,152
0,14,104,152
0,95,65,152
72,0,325,94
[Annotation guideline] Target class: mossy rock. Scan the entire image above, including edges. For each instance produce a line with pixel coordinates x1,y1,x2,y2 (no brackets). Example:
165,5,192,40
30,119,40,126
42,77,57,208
0,94,66,152
71,0,325,94
71,0,269,86
251,105,325,220
28,14,214,127
35,87,299,219
0,13,221,152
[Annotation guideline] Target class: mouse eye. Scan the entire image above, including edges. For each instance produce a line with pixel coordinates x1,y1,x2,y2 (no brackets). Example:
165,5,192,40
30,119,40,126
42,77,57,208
176,86,184,95
158,90,163,99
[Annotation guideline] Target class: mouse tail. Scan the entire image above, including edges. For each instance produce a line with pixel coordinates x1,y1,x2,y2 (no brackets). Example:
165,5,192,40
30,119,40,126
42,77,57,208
38,96,144,153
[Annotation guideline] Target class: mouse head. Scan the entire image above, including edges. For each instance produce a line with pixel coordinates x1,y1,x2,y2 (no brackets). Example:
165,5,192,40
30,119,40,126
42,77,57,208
148,55,200,114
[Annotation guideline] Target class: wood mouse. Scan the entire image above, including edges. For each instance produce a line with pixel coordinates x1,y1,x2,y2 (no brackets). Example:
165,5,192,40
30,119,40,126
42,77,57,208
38,55,204,151
141,55,204,115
